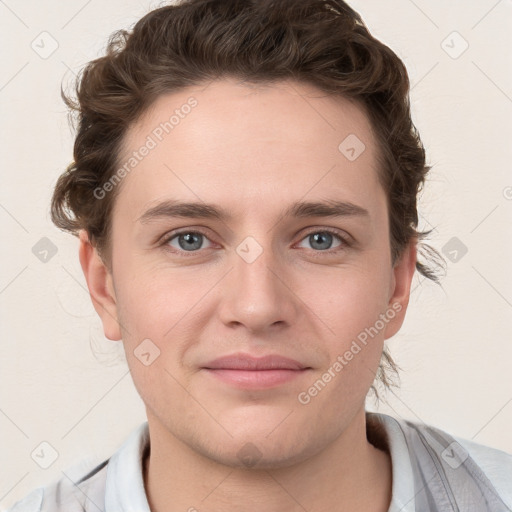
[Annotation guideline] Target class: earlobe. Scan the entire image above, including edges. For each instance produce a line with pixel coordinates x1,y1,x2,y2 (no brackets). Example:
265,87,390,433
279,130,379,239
383,239,418,340
78,229,122,341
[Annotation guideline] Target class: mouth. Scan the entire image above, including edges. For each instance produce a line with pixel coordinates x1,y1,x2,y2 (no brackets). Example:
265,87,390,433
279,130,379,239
202,353,312,389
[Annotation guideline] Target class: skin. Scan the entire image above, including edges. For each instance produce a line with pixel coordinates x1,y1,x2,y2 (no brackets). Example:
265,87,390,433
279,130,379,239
79,78,417,512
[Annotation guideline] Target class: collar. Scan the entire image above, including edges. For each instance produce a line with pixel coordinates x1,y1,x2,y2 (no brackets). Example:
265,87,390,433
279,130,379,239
367,412,416,512
103,413,415,512
104,422,152,512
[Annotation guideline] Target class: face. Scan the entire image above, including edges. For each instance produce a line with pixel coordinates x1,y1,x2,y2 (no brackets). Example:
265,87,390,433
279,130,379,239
81,78,415,468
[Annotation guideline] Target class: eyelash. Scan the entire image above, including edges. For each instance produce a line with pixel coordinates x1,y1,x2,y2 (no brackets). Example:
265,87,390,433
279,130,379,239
159,228,352,257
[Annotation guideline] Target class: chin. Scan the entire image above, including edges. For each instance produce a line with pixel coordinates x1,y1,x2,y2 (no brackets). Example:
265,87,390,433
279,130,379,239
215,442,316,471
197,428,323,471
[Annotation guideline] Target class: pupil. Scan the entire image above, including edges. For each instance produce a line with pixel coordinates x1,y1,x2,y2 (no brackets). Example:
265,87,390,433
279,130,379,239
180,233,202,251
311,232,332,250
177,232,333,252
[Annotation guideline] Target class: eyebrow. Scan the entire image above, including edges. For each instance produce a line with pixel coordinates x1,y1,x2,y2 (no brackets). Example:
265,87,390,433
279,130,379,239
137,199,369,225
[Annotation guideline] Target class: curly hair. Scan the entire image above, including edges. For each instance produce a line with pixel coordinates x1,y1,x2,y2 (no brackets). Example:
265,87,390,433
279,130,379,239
51,0,444,398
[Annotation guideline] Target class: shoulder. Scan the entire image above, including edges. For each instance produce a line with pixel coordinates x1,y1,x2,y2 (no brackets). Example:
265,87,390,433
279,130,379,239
453,433,512,505
405,416,512,482
4,488,44,512
375,412,512,511
5,422,150,512
5,459,109,512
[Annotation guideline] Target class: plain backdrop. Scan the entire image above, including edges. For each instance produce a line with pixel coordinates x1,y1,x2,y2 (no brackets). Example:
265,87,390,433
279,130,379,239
1,0,511,509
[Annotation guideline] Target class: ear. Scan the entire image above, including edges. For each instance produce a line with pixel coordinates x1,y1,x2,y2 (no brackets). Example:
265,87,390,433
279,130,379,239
78,229,122,341
383,239,417,340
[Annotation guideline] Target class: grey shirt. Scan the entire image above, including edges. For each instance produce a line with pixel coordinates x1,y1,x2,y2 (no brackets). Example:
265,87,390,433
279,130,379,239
7,412,512,512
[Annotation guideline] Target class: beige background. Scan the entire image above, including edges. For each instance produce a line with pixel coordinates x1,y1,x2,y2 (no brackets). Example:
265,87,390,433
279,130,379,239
1,0,511,509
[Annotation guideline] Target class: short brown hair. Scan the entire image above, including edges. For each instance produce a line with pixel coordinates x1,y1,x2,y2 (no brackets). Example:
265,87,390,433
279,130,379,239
51,0,444,397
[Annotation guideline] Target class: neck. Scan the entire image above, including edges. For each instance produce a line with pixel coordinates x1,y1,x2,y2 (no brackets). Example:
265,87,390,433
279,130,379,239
143,408,392,512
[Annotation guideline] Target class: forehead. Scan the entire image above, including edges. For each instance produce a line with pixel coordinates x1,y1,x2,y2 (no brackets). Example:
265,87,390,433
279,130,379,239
115,78,383,221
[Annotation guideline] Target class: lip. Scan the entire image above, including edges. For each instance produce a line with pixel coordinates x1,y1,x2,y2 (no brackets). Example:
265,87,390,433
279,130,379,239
202,353,311,389
204,353,308,370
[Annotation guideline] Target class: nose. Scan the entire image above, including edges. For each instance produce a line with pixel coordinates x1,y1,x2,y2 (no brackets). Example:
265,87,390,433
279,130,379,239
216,237,301,335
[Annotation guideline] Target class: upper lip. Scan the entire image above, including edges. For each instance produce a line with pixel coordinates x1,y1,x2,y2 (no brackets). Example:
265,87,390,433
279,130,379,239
203,353,309,370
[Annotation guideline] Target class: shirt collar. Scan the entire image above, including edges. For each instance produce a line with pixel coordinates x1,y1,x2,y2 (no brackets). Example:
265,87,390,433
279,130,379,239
104,422,152,512
367,412,416,512
104,414,416,512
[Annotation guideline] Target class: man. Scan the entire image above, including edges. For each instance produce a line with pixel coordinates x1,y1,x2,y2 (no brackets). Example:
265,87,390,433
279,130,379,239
9,0,512,511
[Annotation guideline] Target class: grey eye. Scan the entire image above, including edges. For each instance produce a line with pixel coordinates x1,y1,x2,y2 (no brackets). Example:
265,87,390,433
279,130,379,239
169,232,211,251
298,232,342,251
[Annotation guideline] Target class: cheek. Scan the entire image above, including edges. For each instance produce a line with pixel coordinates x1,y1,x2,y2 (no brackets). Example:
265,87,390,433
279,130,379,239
299,276,390,400
114,265,215,388
113,271,193,413
305,267,392,392
115,251,392,349
116,267,196,336
306,266,392,338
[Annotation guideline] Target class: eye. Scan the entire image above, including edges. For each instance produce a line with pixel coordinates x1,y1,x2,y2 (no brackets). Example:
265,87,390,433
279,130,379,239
163,230,214,253
296,229,348,252
160,228,350,256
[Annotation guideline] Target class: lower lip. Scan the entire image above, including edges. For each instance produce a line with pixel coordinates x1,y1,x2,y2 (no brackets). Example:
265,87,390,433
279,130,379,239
203,368,309,389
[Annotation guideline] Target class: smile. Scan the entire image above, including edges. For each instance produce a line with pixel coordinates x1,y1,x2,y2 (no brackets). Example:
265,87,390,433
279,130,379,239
202,353,311,389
